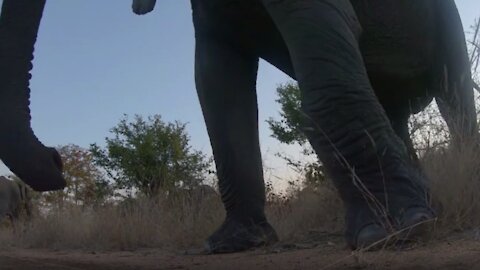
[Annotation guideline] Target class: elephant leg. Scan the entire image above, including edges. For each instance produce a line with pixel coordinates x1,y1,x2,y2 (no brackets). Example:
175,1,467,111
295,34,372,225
193,35,278,253
0,0,65,191
385,107,418,163
436,94,478,147
261,0,434,249
435,0,478,146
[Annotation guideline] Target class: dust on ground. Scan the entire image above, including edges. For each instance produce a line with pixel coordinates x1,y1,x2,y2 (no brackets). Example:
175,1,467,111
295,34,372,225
1,237,479,270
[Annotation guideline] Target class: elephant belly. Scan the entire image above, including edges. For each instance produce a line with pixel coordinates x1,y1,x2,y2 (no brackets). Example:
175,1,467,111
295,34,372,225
371,73,434,115
351,0,437,80
191,0,294,77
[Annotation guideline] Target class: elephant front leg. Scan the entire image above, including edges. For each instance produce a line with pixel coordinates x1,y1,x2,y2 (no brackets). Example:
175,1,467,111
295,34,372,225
194,35,278,253
261,0,435,249
0,0,65,191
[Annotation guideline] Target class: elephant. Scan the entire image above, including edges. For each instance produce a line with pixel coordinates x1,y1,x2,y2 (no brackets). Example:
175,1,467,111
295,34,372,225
1,0,474,253
133,0,450,253
0,176,31,223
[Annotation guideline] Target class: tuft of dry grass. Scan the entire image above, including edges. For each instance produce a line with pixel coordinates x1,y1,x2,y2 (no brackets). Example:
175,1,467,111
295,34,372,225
267,184,343,242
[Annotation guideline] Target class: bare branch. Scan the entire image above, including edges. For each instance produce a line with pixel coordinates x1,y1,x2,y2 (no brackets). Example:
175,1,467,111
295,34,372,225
474,81,480,92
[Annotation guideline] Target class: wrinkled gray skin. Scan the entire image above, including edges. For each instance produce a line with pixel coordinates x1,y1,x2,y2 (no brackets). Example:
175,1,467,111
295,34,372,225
0,176,31,223
1,0,473,253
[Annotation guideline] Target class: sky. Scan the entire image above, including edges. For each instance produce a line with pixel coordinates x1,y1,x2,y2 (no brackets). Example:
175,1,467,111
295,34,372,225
0,0,479,188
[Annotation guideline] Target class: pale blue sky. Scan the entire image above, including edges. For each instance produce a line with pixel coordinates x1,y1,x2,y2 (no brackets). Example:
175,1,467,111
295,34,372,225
1,1,479,186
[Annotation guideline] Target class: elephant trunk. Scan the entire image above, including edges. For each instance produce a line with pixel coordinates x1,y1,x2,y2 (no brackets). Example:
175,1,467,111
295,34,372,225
0,0,66,192
0,0,44,118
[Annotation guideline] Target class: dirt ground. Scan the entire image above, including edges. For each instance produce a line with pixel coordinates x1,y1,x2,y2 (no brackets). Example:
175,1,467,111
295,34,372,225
1,237,480,270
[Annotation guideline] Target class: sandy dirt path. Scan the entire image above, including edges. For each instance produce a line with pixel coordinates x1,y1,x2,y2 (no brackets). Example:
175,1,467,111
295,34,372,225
1,239,479,270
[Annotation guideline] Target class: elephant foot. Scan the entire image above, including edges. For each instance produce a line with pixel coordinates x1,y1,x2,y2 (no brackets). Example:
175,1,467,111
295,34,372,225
396,206,436,243
205,217,278,254
347,206,436,250
0,125,66,191
354,223,390,250
344,204,393,250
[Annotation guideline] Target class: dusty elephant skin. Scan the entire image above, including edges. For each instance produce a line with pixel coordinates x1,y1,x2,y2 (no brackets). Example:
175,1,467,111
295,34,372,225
0,176,30,223
1,0,475,254
0,0,66,192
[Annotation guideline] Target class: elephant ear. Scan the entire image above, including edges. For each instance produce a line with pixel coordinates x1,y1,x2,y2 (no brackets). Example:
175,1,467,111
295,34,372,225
435,0,478,144
132,0,157,15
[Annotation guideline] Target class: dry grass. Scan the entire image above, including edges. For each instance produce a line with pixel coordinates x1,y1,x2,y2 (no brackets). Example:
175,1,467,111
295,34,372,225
1,141,479,252
267,184,343,243
423,142,480,234
0,195,224,251
0,183,343,251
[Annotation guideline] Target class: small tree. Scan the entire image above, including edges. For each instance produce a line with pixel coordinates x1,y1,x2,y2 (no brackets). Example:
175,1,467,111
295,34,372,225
266,82,327,188
90,115,210,198
40,144,110,208
266,82,307,146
